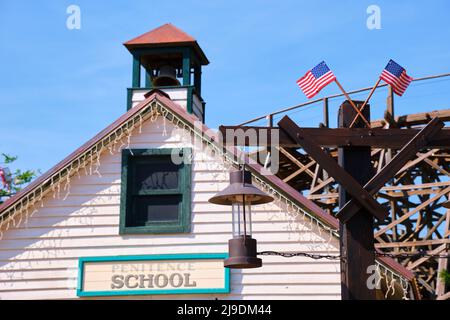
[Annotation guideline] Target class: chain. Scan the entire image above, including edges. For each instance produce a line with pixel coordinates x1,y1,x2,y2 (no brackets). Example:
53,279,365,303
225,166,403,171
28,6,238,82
258,251,450,260
258,251,341,260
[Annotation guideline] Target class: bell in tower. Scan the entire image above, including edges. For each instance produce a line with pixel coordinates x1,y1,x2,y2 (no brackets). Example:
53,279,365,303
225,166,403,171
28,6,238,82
124,23,209,122
152,65,180,87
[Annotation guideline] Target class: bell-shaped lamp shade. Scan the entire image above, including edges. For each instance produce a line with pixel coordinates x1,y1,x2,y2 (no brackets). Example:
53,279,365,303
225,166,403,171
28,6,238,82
209,170,273,206
209,169,274,268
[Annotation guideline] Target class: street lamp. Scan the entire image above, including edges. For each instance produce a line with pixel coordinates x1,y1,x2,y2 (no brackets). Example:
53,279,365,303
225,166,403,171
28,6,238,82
209,168,274,268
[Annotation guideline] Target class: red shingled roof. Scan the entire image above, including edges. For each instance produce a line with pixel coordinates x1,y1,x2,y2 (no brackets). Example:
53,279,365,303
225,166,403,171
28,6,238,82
124,23,209,65
124,23,195,46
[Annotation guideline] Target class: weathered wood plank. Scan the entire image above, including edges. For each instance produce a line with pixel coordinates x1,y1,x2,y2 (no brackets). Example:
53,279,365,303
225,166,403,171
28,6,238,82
336,117,444,222
278,116,388,221
220,126,450,148
375,238,450,248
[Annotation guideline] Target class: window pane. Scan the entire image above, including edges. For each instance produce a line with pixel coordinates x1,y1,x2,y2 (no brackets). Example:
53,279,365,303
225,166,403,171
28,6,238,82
127,195,181,227
133,156,180,192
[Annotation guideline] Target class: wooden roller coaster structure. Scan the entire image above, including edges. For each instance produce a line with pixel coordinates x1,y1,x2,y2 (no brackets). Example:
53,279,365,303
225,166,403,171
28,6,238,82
238,73,450,300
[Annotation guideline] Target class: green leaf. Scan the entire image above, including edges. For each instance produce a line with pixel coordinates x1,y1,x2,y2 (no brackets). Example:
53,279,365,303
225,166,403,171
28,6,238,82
440,269,450,285
1,153,18,164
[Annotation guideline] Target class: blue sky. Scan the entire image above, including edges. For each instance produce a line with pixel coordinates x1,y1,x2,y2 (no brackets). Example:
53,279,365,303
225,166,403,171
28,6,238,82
1,0,449,174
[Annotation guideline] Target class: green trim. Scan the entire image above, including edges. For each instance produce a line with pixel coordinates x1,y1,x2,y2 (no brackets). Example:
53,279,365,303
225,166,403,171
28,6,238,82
145,70,153,88
126,88,133,111
130,46,192,56
202,101,206,124
128,46,207,66
77,253,230,297
119,148,192,234
132,54,141,88
182,47,191,86
187,86,193,114
194,65,202,96
125,85,205,117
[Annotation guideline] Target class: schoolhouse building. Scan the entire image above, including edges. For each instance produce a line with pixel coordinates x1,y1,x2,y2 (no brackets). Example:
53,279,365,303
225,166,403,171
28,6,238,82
0,24,419,300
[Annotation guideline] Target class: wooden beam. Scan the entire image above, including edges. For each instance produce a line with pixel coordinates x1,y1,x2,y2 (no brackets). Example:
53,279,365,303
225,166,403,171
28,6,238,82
219,126,450,148
277,147,320,182
437,209,450,296
371,109,450,128
437,291,450,300
423,213,447,241
407,243,448,270
309,177,334,195
375,238,450,248
381,181,450,191
423,158,450,176
436,246,449,297
278,116,388,221
283,160,316,183
395,149,438,177
417,278,436,295
375,186,450,238
336,117,444,222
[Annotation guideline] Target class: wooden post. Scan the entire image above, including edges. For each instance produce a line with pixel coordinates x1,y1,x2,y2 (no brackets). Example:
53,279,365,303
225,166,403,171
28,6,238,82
386,86,395,162
194,65,202,96
132,54,141,88
182,48,191,86
338,100,376,300
267,114,274,127
323,98,329,128
322,98,330,197
386,85,394,118
436,207,450,297
145,70,152,88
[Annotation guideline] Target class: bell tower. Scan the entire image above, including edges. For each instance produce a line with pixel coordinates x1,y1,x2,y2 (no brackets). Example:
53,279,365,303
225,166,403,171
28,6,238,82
124,23,209,122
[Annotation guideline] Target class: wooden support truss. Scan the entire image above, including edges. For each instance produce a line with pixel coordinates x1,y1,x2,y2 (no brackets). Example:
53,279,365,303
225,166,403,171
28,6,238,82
222,109,450,299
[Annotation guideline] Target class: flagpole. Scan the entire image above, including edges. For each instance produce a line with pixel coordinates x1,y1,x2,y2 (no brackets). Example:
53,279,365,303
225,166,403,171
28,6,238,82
334,79,371,127
349,78,381,128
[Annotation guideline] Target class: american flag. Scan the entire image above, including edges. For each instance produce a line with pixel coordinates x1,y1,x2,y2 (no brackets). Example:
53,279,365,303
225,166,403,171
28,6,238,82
380,59,413,96
297,61,336,99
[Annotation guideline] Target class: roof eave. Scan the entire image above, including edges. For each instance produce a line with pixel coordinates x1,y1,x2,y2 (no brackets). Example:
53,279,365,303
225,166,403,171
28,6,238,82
123,41,209,66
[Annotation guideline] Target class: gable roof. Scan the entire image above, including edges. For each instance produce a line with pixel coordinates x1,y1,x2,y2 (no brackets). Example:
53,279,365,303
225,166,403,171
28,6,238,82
124,23,209,65
0,90,418,298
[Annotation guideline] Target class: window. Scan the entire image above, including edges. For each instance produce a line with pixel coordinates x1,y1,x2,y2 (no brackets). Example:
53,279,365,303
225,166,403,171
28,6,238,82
120,148,192,234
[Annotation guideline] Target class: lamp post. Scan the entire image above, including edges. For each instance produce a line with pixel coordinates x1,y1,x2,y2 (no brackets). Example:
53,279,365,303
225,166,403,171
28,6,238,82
209,168,274,268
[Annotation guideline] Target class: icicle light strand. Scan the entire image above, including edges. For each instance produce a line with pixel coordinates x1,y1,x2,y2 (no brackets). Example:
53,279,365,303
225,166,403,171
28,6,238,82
0,100,412,298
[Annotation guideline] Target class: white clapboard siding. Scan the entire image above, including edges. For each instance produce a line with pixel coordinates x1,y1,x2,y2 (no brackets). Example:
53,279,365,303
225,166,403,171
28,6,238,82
0,117,340,300
4,222,328,240
0,234,336,251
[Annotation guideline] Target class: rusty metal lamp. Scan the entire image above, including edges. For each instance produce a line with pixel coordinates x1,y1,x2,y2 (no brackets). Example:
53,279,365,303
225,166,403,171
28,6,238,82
209,168,273,268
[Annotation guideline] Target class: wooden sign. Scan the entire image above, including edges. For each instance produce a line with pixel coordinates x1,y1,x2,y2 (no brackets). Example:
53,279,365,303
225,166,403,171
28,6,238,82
77,253,230,297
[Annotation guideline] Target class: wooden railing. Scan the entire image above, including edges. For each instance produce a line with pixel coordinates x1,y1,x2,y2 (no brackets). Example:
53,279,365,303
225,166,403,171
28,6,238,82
237,72,450,128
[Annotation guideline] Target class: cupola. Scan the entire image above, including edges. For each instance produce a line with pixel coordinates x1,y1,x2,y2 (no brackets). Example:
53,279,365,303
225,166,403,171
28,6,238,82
124,23,209,122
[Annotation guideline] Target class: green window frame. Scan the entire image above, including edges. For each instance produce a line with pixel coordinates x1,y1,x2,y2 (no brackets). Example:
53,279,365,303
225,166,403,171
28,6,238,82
119,148,192,234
